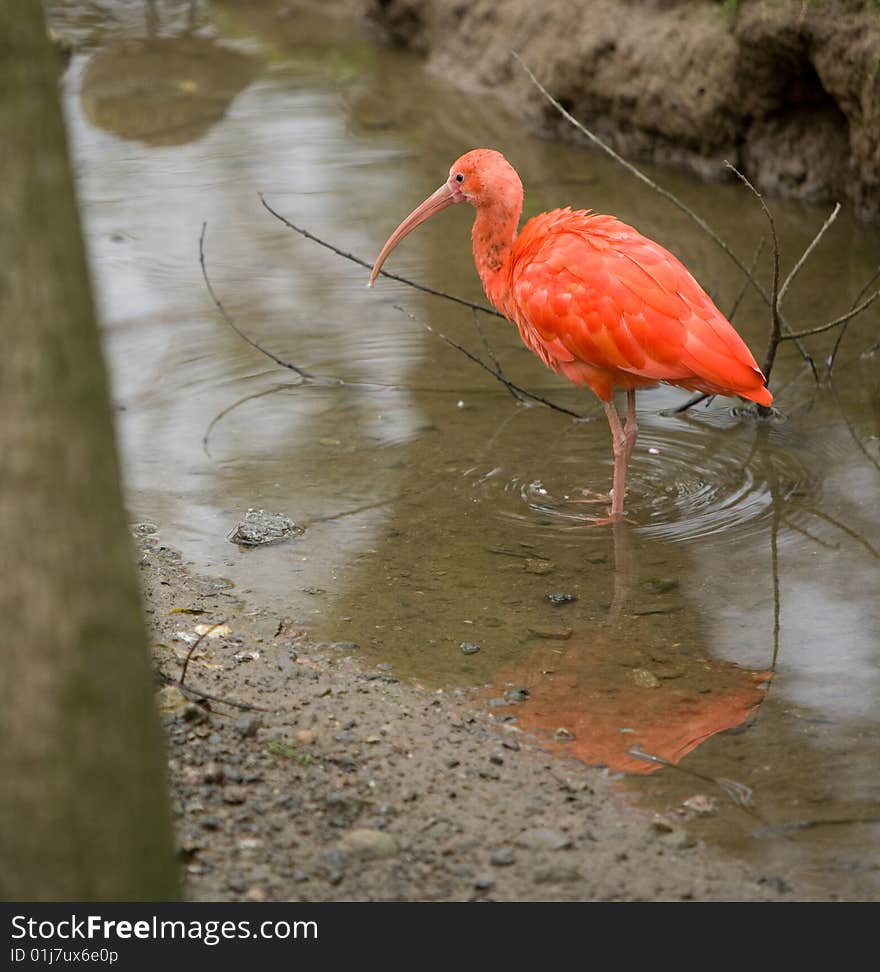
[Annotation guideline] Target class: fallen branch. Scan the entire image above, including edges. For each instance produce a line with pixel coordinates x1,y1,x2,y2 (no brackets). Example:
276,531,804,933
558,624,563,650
259,193,504,319
199,222,323,381
392,305,585,419
779,287,880,343
161,672,267,713
179,619,227,687
827,263,880,374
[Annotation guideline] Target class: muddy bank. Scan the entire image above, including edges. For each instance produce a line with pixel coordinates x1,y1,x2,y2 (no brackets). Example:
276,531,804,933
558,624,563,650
137,525,819,901
363,0,880,220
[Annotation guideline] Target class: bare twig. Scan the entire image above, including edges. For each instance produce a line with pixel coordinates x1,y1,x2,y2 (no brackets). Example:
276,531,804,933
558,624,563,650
162,673,267,712
779,287,880,342
469,308,528,404
199,223,324,381
179,619,226,687
827,263,880,374
202,382,299,458
392,305,585,419
259,194,504,319
777,203,841,307
728,236,767,324
723,162,784,384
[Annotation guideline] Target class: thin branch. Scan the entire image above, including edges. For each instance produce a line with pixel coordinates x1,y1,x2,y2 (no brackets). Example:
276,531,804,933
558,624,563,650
199,223,324,381
827,263,880,374
779,287,880,342
161,673,268,713
179,619,227,688
203,382,298,458
469,308,528,404
728,236,766,324
723,162,783,383
259,193,504,319
777,203,841,307
392,305,586,419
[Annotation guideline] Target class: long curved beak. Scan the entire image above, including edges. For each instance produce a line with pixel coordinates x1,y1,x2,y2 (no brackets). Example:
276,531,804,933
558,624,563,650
369,183,459,286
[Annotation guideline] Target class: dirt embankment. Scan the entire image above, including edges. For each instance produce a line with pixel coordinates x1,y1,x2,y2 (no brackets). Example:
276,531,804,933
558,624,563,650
363,0,880,220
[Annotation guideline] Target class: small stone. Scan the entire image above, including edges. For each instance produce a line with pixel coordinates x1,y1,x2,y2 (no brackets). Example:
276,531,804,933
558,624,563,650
489,848,515,867
222,787,246,805
545,592,577,605
296,729,316,745
474,873,495,891
338,828,399,860
504,688,530,702
516,827,573,851
182,703,209,724
235,715,261,738
633,668,661,689
156,685,187,712
682,794,717,815
244,887,267,902
650,816,675,834
332,641,359,651
132,522,159,536
524,558,553,575
554,727,576,742
227,509,303,547
203,762,224,784
460,642,480,655
489,754,504,766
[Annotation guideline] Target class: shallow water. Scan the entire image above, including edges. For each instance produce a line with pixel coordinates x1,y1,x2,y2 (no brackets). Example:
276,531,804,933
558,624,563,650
51,0,880,896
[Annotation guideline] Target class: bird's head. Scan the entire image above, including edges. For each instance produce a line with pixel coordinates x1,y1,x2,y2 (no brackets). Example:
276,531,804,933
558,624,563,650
369,149,522,286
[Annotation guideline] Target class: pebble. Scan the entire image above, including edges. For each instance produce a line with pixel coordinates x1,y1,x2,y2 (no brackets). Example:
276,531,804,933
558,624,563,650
489,754,504,766
545,592,577,605
338,828,399,860
554,727,576,742
473,873,495,891
524,558,554,575
632,668,661,689
235,715,261,738
516,827,573,851
182,703,209,725
460,642,480,655
489,848,515,867
504,688,530,702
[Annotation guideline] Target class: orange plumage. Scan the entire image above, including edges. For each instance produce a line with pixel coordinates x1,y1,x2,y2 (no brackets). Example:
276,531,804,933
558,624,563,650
508,207,771,405
370,149,772,519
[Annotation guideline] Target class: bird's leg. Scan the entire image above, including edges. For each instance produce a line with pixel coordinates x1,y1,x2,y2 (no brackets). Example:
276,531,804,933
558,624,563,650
602,394,638,519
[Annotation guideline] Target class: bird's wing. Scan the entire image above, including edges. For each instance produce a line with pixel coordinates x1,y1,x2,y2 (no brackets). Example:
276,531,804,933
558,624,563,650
510,210,770,401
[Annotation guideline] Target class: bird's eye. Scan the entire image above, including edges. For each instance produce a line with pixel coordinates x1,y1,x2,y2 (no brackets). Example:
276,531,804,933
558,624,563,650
454,173,464,183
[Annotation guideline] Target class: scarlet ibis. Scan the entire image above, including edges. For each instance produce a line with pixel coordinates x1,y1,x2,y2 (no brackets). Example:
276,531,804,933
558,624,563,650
369,149,772,519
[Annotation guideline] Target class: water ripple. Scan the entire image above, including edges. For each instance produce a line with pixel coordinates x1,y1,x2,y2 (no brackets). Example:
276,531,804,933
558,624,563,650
463,409,813,545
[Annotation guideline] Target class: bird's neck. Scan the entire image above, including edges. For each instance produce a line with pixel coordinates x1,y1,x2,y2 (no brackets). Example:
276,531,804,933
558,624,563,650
471,200,520,314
